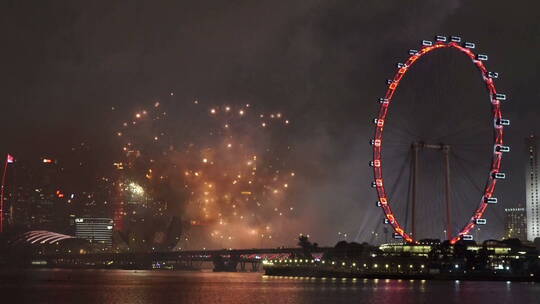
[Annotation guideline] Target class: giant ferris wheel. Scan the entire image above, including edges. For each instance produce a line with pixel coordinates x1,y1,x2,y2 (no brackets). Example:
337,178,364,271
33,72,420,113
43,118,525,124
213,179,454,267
370,35,509,244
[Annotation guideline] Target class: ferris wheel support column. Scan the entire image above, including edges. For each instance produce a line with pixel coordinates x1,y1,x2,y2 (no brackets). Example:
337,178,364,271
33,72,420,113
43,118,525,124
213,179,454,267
443,145,452,240
411,142,420,238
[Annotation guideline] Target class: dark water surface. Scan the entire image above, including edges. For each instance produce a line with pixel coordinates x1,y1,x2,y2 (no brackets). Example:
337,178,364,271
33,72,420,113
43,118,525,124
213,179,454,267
0,269,538,304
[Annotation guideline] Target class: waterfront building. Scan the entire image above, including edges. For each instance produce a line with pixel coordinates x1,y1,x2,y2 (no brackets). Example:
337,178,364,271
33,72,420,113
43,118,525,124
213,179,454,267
504,207,527,240
75,217,113,248
526,135,540,241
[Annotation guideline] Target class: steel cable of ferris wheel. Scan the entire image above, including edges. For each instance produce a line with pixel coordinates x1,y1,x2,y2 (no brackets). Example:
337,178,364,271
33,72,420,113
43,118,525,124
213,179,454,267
358,151,405,243
414,152,445,239
451,151,505,228
371,36,508,244
365,150,411,244
452,150,491,223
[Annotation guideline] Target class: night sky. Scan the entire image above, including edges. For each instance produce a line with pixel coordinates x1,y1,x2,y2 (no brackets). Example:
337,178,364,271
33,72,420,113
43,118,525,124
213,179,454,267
1,0,540,246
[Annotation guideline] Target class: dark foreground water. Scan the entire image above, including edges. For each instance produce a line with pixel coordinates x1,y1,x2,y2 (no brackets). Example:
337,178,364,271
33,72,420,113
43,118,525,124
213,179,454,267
0,269,539,304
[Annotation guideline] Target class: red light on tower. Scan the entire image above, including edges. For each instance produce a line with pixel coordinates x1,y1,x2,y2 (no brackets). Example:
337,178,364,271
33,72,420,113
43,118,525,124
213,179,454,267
56,190,64,198
43,158,53,163
1,153,15,233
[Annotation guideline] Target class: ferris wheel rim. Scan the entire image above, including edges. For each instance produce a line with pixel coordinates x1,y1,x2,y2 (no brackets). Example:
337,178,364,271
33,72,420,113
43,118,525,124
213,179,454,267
371,37,507,244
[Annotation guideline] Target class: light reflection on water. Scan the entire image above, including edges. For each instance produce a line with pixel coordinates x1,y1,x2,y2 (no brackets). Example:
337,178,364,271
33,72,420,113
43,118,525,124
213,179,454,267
0,269,538,304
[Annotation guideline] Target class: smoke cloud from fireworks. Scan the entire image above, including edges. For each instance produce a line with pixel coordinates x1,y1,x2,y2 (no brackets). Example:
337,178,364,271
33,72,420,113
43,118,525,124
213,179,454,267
115,100,304,248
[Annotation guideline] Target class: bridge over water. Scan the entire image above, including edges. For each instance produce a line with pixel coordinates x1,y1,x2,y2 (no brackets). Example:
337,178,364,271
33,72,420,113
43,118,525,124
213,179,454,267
35,247,331,272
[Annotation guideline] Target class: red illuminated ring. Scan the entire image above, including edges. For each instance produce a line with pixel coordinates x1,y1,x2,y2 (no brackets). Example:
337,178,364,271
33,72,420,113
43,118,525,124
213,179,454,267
372,41,505,244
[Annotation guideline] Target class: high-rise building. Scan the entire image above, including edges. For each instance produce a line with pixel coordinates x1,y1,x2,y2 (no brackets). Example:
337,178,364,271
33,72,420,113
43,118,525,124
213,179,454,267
8,158,71,231
504,207,527,240
526,135,540,241
75,218,114,248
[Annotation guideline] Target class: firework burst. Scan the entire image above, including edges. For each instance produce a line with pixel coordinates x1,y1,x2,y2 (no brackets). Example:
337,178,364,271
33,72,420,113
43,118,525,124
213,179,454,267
113,99,296,248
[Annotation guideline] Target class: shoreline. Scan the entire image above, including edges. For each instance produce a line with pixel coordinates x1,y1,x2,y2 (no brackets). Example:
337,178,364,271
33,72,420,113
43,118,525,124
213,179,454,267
264,265,540,282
